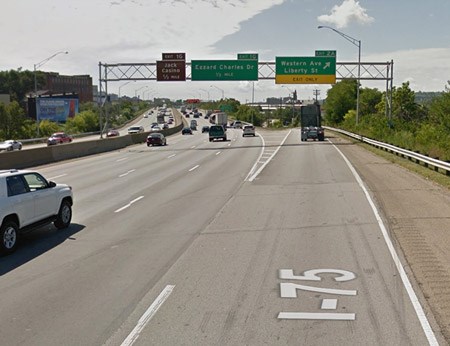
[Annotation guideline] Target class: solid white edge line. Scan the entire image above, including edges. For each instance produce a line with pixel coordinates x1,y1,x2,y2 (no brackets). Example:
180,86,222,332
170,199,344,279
189,165,199,172
120,285,175,346
248,130,292,182
331,141,439,346
244,131,266,181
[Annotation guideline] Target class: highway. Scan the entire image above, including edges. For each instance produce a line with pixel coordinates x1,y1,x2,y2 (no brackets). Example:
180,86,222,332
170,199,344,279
17,107,176,150
0,115,445,345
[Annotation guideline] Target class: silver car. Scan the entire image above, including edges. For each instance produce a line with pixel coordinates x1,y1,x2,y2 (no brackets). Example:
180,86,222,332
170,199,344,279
127,126,144,134
0,140,23,152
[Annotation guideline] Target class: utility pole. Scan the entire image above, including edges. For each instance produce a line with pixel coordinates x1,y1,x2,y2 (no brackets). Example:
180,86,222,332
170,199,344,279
313,89,320,103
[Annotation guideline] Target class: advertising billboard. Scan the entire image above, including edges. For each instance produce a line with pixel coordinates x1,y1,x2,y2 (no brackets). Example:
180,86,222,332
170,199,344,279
37,98,78,122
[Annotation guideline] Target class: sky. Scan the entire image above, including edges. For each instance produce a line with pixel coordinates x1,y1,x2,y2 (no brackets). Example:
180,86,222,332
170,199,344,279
1,0,450,103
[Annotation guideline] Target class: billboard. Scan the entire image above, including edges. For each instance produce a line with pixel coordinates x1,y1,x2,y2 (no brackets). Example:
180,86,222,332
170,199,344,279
37,98,78,122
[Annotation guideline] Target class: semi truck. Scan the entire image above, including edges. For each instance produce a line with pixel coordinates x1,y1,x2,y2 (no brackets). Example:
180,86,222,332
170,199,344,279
209,111,227,128
215,112,228,127
300,104,325,141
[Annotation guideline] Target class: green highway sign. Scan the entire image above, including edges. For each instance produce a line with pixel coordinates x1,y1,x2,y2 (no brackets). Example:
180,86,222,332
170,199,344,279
275,56,336,84
315,50,337,57
191,60,258,81
237,53,258,60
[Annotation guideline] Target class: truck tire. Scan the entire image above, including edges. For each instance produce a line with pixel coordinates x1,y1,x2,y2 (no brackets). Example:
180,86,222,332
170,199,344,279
54,200,72,229
1,219,19,255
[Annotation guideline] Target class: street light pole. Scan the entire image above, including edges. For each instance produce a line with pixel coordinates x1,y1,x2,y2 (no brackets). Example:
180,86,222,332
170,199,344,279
34,51,68,137
199,88,210,101
210,85,225,100
134,86,148,100
318,25,361,125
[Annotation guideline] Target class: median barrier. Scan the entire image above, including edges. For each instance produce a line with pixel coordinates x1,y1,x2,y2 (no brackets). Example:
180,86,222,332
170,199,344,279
0,122,185,169
0,146,55,169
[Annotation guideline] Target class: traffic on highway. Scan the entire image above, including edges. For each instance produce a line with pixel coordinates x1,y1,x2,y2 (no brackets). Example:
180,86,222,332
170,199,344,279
0,106,447,345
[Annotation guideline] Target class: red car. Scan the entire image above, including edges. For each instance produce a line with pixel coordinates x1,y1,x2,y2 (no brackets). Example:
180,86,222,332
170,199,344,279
47,132,73,146
107,129,120,137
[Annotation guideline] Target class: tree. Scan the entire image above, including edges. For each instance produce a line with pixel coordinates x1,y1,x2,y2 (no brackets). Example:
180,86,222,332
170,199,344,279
323,80,357,124
360,87,382,116
0,101,27,139
428,81,450,132
392,82,424,122
38,120,61,137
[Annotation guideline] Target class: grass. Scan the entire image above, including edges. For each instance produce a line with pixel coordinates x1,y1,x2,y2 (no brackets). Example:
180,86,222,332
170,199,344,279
330,130,450,191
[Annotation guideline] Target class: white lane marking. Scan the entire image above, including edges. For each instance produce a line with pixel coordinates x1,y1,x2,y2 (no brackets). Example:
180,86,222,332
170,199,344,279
167,154,176,158
321,299,338,310
114,196,144,213
227,143,231,147
120,285,175,346
245,131,266,181
278,312,355,321
331,141,439,346
191,145,196,149
247,130,292,182
48,173,67,180
215,151,221,155
119,169,136,178
116,157,128,162
189,165,199,172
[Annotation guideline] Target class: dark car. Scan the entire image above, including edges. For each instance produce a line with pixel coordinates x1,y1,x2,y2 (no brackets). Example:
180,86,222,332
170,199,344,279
47,132,73,146
146,133,166,146
182,127,193,135
201,126,210,133
209,125,227,142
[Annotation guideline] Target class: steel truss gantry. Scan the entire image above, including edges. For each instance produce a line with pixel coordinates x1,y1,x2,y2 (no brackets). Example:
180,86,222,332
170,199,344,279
98,60,394,135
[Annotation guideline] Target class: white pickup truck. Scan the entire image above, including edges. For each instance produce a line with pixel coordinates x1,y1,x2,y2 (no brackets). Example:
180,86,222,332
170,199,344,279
0,169,73,255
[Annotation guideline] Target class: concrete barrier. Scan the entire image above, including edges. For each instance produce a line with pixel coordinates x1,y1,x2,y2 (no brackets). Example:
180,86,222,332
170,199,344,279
0,122,184,169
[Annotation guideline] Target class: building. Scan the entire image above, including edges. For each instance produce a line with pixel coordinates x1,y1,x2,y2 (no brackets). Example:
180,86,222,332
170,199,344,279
45,73,93,103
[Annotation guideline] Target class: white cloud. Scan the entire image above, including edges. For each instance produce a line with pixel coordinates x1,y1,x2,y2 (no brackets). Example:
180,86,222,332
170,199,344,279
364,48,450,92
317,0,374,29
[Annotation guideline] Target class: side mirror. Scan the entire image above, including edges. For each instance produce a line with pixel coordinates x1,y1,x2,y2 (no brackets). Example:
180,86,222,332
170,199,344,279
49,181,57,188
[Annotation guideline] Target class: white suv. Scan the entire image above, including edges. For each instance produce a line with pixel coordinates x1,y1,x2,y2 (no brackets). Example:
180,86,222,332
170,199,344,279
0,169,73,255
242,125,256,137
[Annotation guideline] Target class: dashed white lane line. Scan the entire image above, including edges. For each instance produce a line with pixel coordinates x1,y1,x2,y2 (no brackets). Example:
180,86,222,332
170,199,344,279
191,145,196,149
245,131,266,181
119,169,136,178
120,285,175,346
48,174,67,180
227,143,231,147
215,151,221,155
114,196,144,213
167,154,176,158
189,165,200,172
116,157,128,162
247,130,292,182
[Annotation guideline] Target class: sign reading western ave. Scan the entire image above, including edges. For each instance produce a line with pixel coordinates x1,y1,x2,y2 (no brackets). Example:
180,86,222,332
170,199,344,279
191,60,258,81
275,56,336,84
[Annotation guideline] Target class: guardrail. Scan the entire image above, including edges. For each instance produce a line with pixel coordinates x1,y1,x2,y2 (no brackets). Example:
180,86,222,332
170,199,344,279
325,126,450,176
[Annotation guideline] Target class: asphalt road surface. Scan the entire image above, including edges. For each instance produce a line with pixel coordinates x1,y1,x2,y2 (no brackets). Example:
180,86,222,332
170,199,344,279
0,122,446,345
